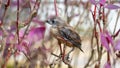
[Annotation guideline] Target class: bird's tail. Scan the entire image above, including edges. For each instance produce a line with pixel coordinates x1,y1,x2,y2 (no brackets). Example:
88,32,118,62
78,46,84,52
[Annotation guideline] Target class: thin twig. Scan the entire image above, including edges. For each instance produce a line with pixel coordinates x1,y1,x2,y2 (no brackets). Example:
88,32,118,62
19,0,40,44
113,11,120,34
84,5,97,68
0,0,10,26
16,0,20,44
51,52,61,58
54,0,58,16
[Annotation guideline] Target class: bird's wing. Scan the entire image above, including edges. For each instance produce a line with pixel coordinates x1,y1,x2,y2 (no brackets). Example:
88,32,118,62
58,27,81,47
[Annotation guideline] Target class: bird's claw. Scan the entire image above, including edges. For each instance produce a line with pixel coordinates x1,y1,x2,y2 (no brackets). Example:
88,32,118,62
64,54,71,63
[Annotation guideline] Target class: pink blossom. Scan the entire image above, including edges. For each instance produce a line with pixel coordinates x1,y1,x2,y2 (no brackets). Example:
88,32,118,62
104,62,111,68
104,4,120,9
17,26,46,53
99,0,106,5
100,31,113,51
90,0,120,9
6,33,15,44
17,40,30,54
27,26,46,43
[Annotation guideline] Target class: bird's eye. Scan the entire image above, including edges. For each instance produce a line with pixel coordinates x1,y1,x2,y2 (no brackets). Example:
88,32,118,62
51,20,55,24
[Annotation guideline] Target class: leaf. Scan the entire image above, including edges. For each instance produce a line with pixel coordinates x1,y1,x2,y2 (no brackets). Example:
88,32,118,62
99,0,106,5
115,40,120,51
100,32,110,51
104,4,120,9
89,0,98,5
104,62,111,68
19,30,24,37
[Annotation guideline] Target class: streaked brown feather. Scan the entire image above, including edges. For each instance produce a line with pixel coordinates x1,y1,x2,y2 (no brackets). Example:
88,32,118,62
48,17,82,51
58,26,81,48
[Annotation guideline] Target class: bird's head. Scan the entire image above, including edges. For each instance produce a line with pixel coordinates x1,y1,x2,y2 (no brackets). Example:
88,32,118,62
45,16,66,27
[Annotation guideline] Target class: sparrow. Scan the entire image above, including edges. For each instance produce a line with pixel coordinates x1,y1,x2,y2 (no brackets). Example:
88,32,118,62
45,16,83,52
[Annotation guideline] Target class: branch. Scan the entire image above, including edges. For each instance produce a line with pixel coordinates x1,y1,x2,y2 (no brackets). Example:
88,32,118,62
54,0,58,16
16,0,20,44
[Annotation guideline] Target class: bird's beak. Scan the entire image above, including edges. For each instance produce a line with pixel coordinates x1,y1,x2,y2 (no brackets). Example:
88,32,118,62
45,20,49,23
45,19,51,24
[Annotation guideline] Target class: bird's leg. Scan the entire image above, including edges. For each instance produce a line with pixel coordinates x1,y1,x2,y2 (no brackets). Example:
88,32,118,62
58,41,63,58
68,47,74,55
65,47,74,62
62,44,71,64
62,44,72,66
62,44,66,61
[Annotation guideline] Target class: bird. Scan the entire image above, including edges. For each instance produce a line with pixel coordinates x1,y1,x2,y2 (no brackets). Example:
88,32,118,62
45,16,83,52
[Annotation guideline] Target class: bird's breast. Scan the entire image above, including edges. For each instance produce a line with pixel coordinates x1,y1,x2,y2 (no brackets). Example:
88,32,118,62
50,27,60,38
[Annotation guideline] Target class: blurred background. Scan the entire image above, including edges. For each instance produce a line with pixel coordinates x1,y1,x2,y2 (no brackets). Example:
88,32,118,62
0,0,120,68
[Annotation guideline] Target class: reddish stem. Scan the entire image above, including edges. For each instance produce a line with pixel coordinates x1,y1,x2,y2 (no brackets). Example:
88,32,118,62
102,8,105,23
98,5,102,32
54,0,58,16
62,45,66,61
112,29,120,38
19,0,40,44
93,5,96,21
33,0,38,10
107,52,111,66
97,20,102,32
2,50,11,68
16,0,20,44
0,0,10,26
